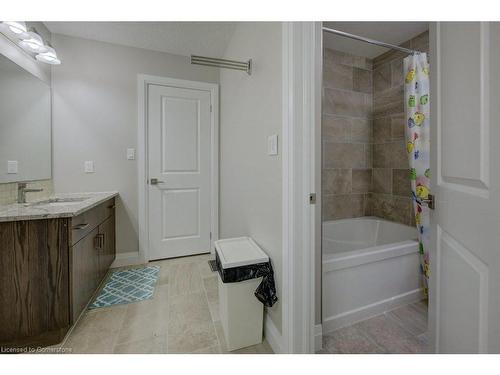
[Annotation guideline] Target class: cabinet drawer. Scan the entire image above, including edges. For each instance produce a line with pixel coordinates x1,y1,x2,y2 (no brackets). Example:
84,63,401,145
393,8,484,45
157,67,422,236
71,198,114,245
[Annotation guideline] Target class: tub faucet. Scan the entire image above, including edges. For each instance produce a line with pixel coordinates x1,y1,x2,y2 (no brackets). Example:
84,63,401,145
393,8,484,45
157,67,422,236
17,183,44,204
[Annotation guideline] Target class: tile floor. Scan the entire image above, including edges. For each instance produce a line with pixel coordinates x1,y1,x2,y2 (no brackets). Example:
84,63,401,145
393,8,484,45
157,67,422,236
318,300,429,354
60,253,273,354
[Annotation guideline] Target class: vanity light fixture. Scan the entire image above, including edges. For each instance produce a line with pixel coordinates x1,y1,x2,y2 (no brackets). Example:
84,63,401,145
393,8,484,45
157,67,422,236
35,43,61,65
0,21,27,37
1,22,61,65
18,28,48,53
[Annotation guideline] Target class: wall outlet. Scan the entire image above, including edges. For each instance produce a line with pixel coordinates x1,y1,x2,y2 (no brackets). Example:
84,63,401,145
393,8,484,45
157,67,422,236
84,161,95,173
7,160,18,174
127,148,135,160
267,134,278,156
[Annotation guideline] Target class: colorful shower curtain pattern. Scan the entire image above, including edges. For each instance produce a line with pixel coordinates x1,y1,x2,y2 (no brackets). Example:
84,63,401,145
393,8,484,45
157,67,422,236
404,52,430,296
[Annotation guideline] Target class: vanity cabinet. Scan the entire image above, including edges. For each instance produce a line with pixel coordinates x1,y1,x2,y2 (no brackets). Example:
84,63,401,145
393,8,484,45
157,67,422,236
0,197,116,349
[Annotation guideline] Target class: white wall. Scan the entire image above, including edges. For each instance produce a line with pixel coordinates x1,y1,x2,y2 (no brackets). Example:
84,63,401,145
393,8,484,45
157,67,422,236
51,34,219,255
52,26,284,332
219,22,283,332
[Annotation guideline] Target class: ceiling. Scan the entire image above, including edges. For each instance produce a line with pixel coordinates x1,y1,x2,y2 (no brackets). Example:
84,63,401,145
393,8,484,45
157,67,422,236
44,22,237,57
323,22,429,58
44,22,428,60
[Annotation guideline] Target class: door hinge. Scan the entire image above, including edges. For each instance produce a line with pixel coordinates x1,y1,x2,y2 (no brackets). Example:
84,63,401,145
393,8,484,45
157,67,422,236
210,232,212,240
210,104,213,112
309,193,317,205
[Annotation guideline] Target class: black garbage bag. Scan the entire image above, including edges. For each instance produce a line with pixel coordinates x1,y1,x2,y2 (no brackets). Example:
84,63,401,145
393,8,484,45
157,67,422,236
215,253,278,308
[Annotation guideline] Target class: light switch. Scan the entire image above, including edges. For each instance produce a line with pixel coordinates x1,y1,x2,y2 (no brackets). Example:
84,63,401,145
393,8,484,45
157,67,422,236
127,148,135,160
84,161,95,173
267,134,278,156
7,160,18,174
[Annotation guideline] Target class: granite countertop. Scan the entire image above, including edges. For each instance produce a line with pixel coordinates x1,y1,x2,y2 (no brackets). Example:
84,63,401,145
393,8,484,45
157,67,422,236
0,191,118,222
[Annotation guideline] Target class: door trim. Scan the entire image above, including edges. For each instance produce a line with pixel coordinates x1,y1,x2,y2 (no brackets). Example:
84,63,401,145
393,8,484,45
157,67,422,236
280,22,321,353
137,74,219,263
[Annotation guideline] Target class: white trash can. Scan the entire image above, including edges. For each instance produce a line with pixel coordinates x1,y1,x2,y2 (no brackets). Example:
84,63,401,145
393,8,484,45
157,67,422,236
215,237,269,351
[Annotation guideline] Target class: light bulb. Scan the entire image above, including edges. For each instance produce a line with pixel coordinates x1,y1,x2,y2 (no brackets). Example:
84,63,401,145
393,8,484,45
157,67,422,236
0,21,27,37
35,46,61,65
18,30,47,53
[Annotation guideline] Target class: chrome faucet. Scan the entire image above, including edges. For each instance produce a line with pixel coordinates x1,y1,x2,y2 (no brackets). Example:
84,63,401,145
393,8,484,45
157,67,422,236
17,183,44,204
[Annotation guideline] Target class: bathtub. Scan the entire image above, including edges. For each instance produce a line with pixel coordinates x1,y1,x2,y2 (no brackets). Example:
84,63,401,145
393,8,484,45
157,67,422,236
322,217,423,334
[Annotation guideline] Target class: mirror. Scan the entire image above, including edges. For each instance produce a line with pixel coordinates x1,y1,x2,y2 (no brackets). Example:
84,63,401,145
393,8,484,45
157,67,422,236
0,53,51,183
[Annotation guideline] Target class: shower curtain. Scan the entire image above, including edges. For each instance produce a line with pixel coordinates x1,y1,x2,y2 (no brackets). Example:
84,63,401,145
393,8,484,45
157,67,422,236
404,53,430,296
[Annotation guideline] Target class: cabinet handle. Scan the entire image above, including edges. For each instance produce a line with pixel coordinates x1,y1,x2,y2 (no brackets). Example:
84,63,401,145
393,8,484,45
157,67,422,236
72,223,89,230
107,205,115,209
94,234,105,250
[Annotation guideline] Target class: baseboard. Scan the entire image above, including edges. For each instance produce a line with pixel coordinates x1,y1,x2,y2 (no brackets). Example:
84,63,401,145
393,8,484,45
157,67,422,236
110,251,144,268
264,313,285,354
322,289,423,335
315,324,323,352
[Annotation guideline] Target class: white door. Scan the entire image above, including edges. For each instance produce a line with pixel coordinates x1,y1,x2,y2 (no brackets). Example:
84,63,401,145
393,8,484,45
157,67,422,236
147,83,213,260
429,22,500,353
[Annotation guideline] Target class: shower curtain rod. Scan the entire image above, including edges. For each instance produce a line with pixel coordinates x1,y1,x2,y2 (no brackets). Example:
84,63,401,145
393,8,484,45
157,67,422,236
322,27,421,55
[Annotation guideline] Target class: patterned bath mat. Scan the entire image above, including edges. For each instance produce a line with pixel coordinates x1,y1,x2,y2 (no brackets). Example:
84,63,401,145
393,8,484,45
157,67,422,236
89,266,160,309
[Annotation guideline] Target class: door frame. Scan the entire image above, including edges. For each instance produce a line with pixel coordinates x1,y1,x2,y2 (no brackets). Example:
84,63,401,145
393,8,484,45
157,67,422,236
137,74,219,263
280,22,321,353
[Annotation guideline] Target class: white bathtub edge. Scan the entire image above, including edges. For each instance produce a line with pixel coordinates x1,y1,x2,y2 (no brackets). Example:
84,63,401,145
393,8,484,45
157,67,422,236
322,288,424,335
322,240,418,273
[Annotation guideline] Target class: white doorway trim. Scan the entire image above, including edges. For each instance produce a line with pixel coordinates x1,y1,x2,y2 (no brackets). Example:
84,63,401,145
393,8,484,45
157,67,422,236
137,74,219,263
280,22,322,354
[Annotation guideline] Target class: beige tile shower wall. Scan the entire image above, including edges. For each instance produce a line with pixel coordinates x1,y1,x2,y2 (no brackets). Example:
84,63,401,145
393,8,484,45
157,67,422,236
322,49,373,221
370,31,429,226
0,179,53,205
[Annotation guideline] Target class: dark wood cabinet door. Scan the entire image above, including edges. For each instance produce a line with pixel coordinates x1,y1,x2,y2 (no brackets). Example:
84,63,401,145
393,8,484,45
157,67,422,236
98,214,116,280
0,219,70,347
70,227,99,323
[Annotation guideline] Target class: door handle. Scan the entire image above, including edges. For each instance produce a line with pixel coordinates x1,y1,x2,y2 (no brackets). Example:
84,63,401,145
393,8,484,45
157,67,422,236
421,194,435,210
149,178,165,185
